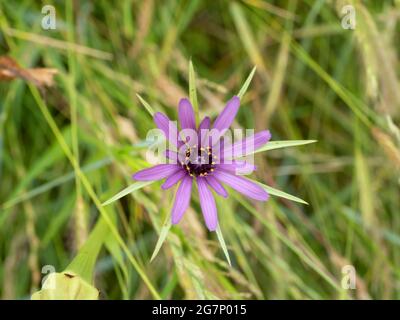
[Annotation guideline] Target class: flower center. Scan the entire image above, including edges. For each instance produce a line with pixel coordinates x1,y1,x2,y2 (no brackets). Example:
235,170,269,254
181,145,216,177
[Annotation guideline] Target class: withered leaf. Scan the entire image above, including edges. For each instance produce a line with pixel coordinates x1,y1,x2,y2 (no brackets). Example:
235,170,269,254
0,55,58,87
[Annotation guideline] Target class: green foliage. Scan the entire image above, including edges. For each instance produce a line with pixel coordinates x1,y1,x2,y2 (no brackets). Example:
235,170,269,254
0,0,399,300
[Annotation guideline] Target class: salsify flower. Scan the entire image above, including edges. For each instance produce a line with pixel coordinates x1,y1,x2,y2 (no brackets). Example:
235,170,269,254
133,96,271,231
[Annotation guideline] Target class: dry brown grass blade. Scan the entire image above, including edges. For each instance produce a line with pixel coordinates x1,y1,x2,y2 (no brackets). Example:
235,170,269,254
25,68,58,87
3,27,113,60
0,56,58,87
0,56,19,80
329,251,371,300
130,0,154,57
339,0,400,116
372,127,400,169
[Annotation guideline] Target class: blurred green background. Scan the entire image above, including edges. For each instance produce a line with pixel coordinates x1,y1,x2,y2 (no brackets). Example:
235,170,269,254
0,0,400,299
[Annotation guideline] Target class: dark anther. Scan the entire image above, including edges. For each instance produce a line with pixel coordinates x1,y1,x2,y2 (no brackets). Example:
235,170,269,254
181,145,216,177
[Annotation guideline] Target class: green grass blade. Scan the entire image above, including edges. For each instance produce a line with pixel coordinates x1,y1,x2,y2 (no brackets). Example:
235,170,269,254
136,93,155,116
216,224,232,266
30,85,161,299
237,66,256,99
255,181,308,205
102,181,155,206
230,3,266,72
67,213,113,282
189,59,199,125
253,140,317,154
150,217,172,262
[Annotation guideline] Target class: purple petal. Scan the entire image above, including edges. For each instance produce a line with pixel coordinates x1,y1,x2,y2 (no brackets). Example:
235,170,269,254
224,130,271,158
179,128,198,147
197,178,218,231
198,116,211,146
133,164,179,181
178,98,196,130
218,161,256,175
171,176,193,224
206,175,228,198
162,170,186,189
154,112,179,147
213,170,269,201
212,96,240,132
198,116,210,131
164,149,178,163
209,137,224,159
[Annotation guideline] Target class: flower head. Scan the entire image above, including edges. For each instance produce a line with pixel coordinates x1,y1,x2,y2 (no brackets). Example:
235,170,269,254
133,96,271,231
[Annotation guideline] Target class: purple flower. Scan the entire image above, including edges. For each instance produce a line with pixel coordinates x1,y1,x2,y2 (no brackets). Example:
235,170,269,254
133,96,271,231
